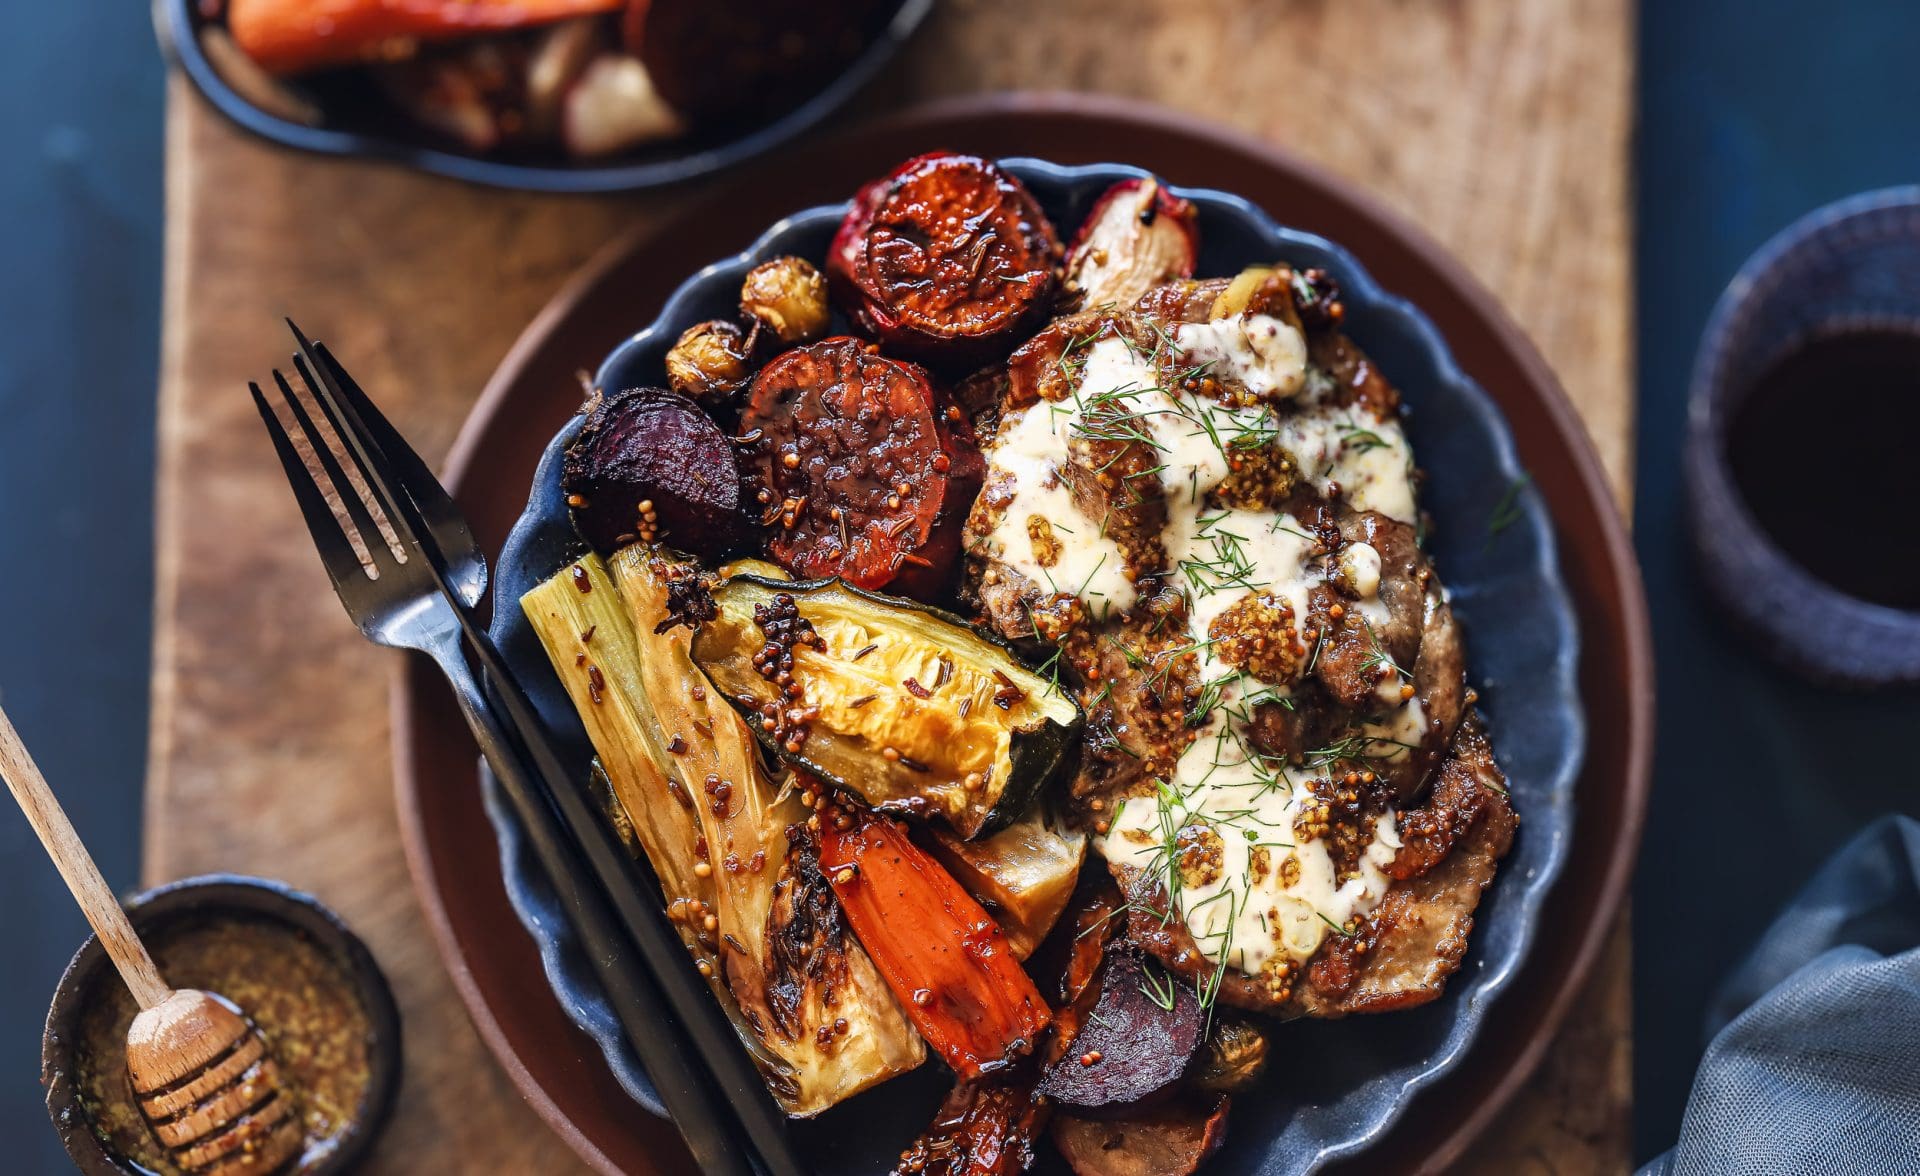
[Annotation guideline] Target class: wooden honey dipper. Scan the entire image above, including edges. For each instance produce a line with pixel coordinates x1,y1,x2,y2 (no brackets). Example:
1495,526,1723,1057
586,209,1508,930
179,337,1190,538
0,704,302,1175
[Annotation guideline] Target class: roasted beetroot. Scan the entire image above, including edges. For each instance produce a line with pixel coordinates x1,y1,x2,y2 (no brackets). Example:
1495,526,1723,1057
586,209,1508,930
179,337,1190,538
1064,177,1200,311
829,153,1061,363
1036,947,1204,1110
562,386,745,560
737,337,983,597
1051,1095,1231,1176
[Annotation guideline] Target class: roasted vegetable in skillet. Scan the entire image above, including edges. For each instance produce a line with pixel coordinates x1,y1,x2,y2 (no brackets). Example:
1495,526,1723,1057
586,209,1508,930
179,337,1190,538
521,551,925,1114
689,574,1083,839
818,805,1052,1081
562,386,746,560
627,0,896,124
737,336,984,597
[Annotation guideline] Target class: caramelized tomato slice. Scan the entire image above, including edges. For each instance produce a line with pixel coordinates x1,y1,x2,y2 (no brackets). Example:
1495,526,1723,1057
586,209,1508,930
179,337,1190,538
833,154,1061,362
738,337,981,597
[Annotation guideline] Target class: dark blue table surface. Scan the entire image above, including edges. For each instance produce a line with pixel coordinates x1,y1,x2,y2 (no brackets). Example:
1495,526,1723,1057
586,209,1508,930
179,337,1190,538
1632,1,1920,1161
1,4,1917,1172
0,4,162,1172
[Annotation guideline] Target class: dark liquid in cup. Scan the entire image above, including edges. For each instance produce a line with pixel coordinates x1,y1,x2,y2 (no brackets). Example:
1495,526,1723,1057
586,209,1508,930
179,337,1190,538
1727,326,1920,611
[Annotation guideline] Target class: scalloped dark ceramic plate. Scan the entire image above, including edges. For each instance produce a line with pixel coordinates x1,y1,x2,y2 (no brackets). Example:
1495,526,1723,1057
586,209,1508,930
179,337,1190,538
391,94,1650,1176
481,156,1584,1173
154,0,933,193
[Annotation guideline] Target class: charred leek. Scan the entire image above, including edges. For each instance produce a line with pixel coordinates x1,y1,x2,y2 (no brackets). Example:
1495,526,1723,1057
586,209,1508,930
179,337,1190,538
522,550,924,1115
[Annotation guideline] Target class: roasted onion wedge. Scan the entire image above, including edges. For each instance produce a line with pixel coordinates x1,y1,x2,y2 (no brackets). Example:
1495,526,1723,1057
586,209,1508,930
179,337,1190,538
1064,177,1200,311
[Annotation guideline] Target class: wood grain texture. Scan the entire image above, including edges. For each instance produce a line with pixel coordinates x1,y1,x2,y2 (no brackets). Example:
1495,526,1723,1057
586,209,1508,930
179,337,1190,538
150,1,1634,1171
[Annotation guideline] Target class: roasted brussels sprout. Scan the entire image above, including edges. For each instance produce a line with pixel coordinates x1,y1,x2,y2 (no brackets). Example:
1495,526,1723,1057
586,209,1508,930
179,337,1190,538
1190,1016,1269,1094
740,256,830,346
663,319,753,414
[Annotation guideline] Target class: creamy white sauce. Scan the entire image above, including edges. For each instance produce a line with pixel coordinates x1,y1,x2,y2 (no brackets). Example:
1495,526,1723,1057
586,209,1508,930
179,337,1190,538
1102,706,1403,976
1363,696,1429,763
973,315,1425,981
1275,402,1418,522
1174,314,1308,400
979,399,1138,615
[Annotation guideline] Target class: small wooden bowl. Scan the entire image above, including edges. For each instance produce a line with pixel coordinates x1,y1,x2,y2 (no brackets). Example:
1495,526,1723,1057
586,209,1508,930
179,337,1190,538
42,875,402,1176
1684,186,1920,688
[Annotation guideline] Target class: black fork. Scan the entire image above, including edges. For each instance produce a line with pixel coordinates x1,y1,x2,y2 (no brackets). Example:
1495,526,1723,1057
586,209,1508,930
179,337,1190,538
252,325,803,1176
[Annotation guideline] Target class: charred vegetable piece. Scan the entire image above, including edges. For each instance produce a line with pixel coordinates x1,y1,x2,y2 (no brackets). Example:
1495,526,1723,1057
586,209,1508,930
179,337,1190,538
1051,1095,1231,1176
230,0,623,76
737,336,983,597
925,812,1085,960
664,320,755,416
562,387,745,559
820,808,1052,1081
894,1080,1047,1176
520,552,925,1114
1190,1016,1269,1094
1036,948,1203,1109
628,0,892,123
831,154,1061,362
369,40,529,153
690,574,1082,838
1064,177,1200,311
740,257,831,346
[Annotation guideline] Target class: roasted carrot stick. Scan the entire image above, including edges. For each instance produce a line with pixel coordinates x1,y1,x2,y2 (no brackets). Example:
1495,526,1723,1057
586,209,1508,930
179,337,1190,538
228,0,623,76
819,806,1052,1081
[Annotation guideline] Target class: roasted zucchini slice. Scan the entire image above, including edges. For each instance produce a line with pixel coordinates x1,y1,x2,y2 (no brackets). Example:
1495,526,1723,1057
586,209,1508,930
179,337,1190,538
690,574,1081,838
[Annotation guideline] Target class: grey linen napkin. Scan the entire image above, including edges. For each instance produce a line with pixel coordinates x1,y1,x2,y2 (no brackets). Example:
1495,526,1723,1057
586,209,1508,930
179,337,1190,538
1640,815,1920,1176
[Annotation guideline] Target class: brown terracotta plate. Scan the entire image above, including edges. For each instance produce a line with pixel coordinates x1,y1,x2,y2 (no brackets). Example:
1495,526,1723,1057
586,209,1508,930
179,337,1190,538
391,93,1653,1176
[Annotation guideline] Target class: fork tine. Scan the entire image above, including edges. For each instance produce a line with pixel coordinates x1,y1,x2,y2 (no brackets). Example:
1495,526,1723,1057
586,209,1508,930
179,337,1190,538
285,334,454,589
249,382,374,597
300,328,462,527
271,368,398,571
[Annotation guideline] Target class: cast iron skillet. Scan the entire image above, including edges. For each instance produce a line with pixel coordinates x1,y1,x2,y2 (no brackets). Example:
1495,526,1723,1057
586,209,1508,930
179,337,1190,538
390,94,1653,1176
153,0,934,192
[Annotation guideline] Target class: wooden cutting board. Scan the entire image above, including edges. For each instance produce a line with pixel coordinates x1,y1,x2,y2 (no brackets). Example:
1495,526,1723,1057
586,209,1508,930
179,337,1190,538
148,1,1635,1171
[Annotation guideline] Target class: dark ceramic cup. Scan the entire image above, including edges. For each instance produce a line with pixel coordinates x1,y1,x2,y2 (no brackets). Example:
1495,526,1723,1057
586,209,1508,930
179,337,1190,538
42,874,402,1175
1684,187,1920,688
